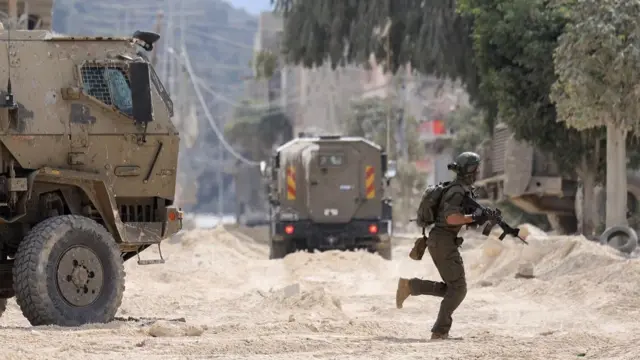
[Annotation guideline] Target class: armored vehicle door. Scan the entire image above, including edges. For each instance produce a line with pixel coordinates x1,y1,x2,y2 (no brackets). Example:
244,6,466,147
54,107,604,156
306,145,361,223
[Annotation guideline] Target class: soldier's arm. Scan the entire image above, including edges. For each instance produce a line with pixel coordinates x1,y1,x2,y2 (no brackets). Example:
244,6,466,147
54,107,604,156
442,189,474,225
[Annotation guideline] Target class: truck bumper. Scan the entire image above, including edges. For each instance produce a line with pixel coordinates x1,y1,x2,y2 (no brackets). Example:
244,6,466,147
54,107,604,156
271,219,392,250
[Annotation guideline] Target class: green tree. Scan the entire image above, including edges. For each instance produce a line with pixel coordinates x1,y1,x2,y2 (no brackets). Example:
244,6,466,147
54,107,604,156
551,0,640,228
270,0,483,111
456,0,607,235
253,50,278,79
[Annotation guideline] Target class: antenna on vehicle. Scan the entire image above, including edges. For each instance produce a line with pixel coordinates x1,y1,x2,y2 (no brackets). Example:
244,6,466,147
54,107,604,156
1,4,18,112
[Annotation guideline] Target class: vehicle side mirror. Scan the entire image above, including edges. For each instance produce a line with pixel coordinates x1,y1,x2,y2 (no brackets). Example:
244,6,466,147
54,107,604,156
385,160,397,179
129,62,154,124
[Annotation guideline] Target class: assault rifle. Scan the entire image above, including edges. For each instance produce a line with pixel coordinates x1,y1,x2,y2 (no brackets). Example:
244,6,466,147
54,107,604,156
463,196,528,245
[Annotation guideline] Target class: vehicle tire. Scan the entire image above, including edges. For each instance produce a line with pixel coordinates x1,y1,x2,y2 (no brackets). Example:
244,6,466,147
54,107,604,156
0,298,6,318
599,225,638,254
377,245,392,260
375,237,392,260
269,239,291,259
13,215,125,326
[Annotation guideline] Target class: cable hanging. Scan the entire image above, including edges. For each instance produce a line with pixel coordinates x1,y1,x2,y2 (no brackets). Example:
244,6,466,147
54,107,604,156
180,46,261,166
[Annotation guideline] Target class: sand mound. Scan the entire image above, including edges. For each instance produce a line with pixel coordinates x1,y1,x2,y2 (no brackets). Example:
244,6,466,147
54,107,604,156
256,284,345,320
463,231,640,317
283,249,387,275
468,234,623,281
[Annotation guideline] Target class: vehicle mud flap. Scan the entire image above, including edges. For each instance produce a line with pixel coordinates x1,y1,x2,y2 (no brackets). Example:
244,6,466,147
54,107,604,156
269,239,292,259
137,243,166,265
599,225,638,254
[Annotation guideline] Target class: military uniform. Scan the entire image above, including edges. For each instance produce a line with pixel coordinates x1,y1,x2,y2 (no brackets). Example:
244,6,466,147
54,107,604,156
397,152,480,340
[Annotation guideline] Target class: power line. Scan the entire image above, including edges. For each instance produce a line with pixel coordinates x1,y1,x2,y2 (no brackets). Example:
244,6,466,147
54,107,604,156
193,75,409,115
180,46,260,166
184,28,256,50
179,51,406,166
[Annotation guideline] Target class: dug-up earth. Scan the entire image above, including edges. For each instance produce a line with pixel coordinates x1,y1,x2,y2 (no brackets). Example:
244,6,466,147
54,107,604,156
1,224,640,359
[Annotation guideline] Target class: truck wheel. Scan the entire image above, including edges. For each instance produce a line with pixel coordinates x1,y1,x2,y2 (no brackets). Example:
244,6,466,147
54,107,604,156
599,225,638,254
0,298,6,318
375,238,392,260
13,215,125,326
269,240,291,259
377,245,392,260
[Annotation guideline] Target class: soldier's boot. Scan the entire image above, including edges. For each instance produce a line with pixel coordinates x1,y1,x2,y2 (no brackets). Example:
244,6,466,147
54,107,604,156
430,332,449,340
396,278,411,309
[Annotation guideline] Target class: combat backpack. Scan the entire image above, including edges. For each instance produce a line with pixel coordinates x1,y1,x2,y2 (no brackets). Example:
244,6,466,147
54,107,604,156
415,181,456,229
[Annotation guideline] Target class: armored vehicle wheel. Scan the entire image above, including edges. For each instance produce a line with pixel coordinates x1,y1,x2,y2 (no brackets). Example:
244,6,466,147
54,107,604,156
269,240,292,259
13,215,125,326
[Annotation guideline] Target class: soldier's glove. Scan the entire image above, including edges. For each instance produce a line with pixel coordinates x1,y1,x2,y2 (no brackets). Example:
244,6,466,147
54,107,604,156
409,236,427,260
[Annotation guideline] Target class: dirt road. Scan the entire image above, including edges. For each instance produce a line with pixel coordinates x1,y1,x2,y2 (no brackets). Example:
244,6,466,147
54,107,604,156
1,225,638,359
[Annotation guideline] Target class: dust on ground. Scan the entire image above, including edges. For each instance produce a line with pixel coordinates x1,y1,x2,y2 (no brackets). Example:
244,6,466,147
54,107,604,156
1,223,639,359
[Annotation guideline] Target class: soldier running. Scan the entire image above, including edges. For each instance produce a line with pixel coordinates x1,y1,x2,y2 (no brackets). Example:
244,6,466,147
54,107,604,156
396,152,488,340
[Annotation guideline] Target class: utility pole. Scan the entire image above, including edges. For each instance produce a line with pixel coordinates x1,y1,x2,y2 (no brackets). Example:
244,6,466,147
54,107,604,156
150,11,164,67
160,0,172,85
383,19,393,159
8,0,17,28
218,134,224,216
328,67,336,134
401,67,410,161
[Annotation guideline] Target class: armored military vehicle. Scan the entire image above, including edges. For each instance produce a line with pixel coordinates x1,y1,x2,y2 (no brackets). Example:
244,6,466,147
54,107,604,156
260,135,396,260
474,123,640,234
0,27,181,327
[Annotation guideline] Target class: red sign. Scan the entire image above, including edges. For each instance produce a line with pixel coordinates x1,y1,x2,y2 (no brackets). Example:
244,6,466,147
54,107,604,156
419,120,447,136
432,120,446,135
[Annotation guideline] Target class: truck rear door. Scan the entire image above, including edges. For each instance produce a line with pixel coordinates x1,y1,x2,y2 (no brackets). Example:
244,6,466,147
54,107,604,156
307,146,361,223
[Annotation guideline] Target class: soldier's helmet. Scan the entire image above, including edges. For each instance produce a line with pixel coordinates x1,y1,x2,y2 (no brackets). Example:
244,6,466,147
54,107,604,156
447,152,481,184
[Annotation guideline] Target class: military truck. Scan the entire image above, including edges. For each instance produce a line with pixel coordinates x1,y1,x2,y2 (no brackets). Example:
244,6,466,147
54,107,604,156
0,28,181,327
260,135,396,260
474,123,640,234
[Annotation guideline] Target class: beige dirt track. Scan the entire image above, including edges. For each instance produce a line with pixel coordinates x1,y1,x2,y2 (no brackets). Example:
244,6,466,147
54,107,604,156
1,224,640,359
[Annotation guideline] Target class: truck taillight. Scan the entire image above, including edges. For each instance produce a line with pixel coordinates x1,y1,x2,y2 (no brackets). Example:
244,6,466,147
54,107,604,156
285,225,294,234
368,224,378,234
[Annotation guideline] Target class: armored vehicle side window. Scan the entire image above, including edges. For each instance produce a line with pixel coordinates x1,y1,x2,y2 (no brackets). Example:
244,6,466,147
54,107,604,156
318,154,344,167
81,65,133,116
104,69,133,115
